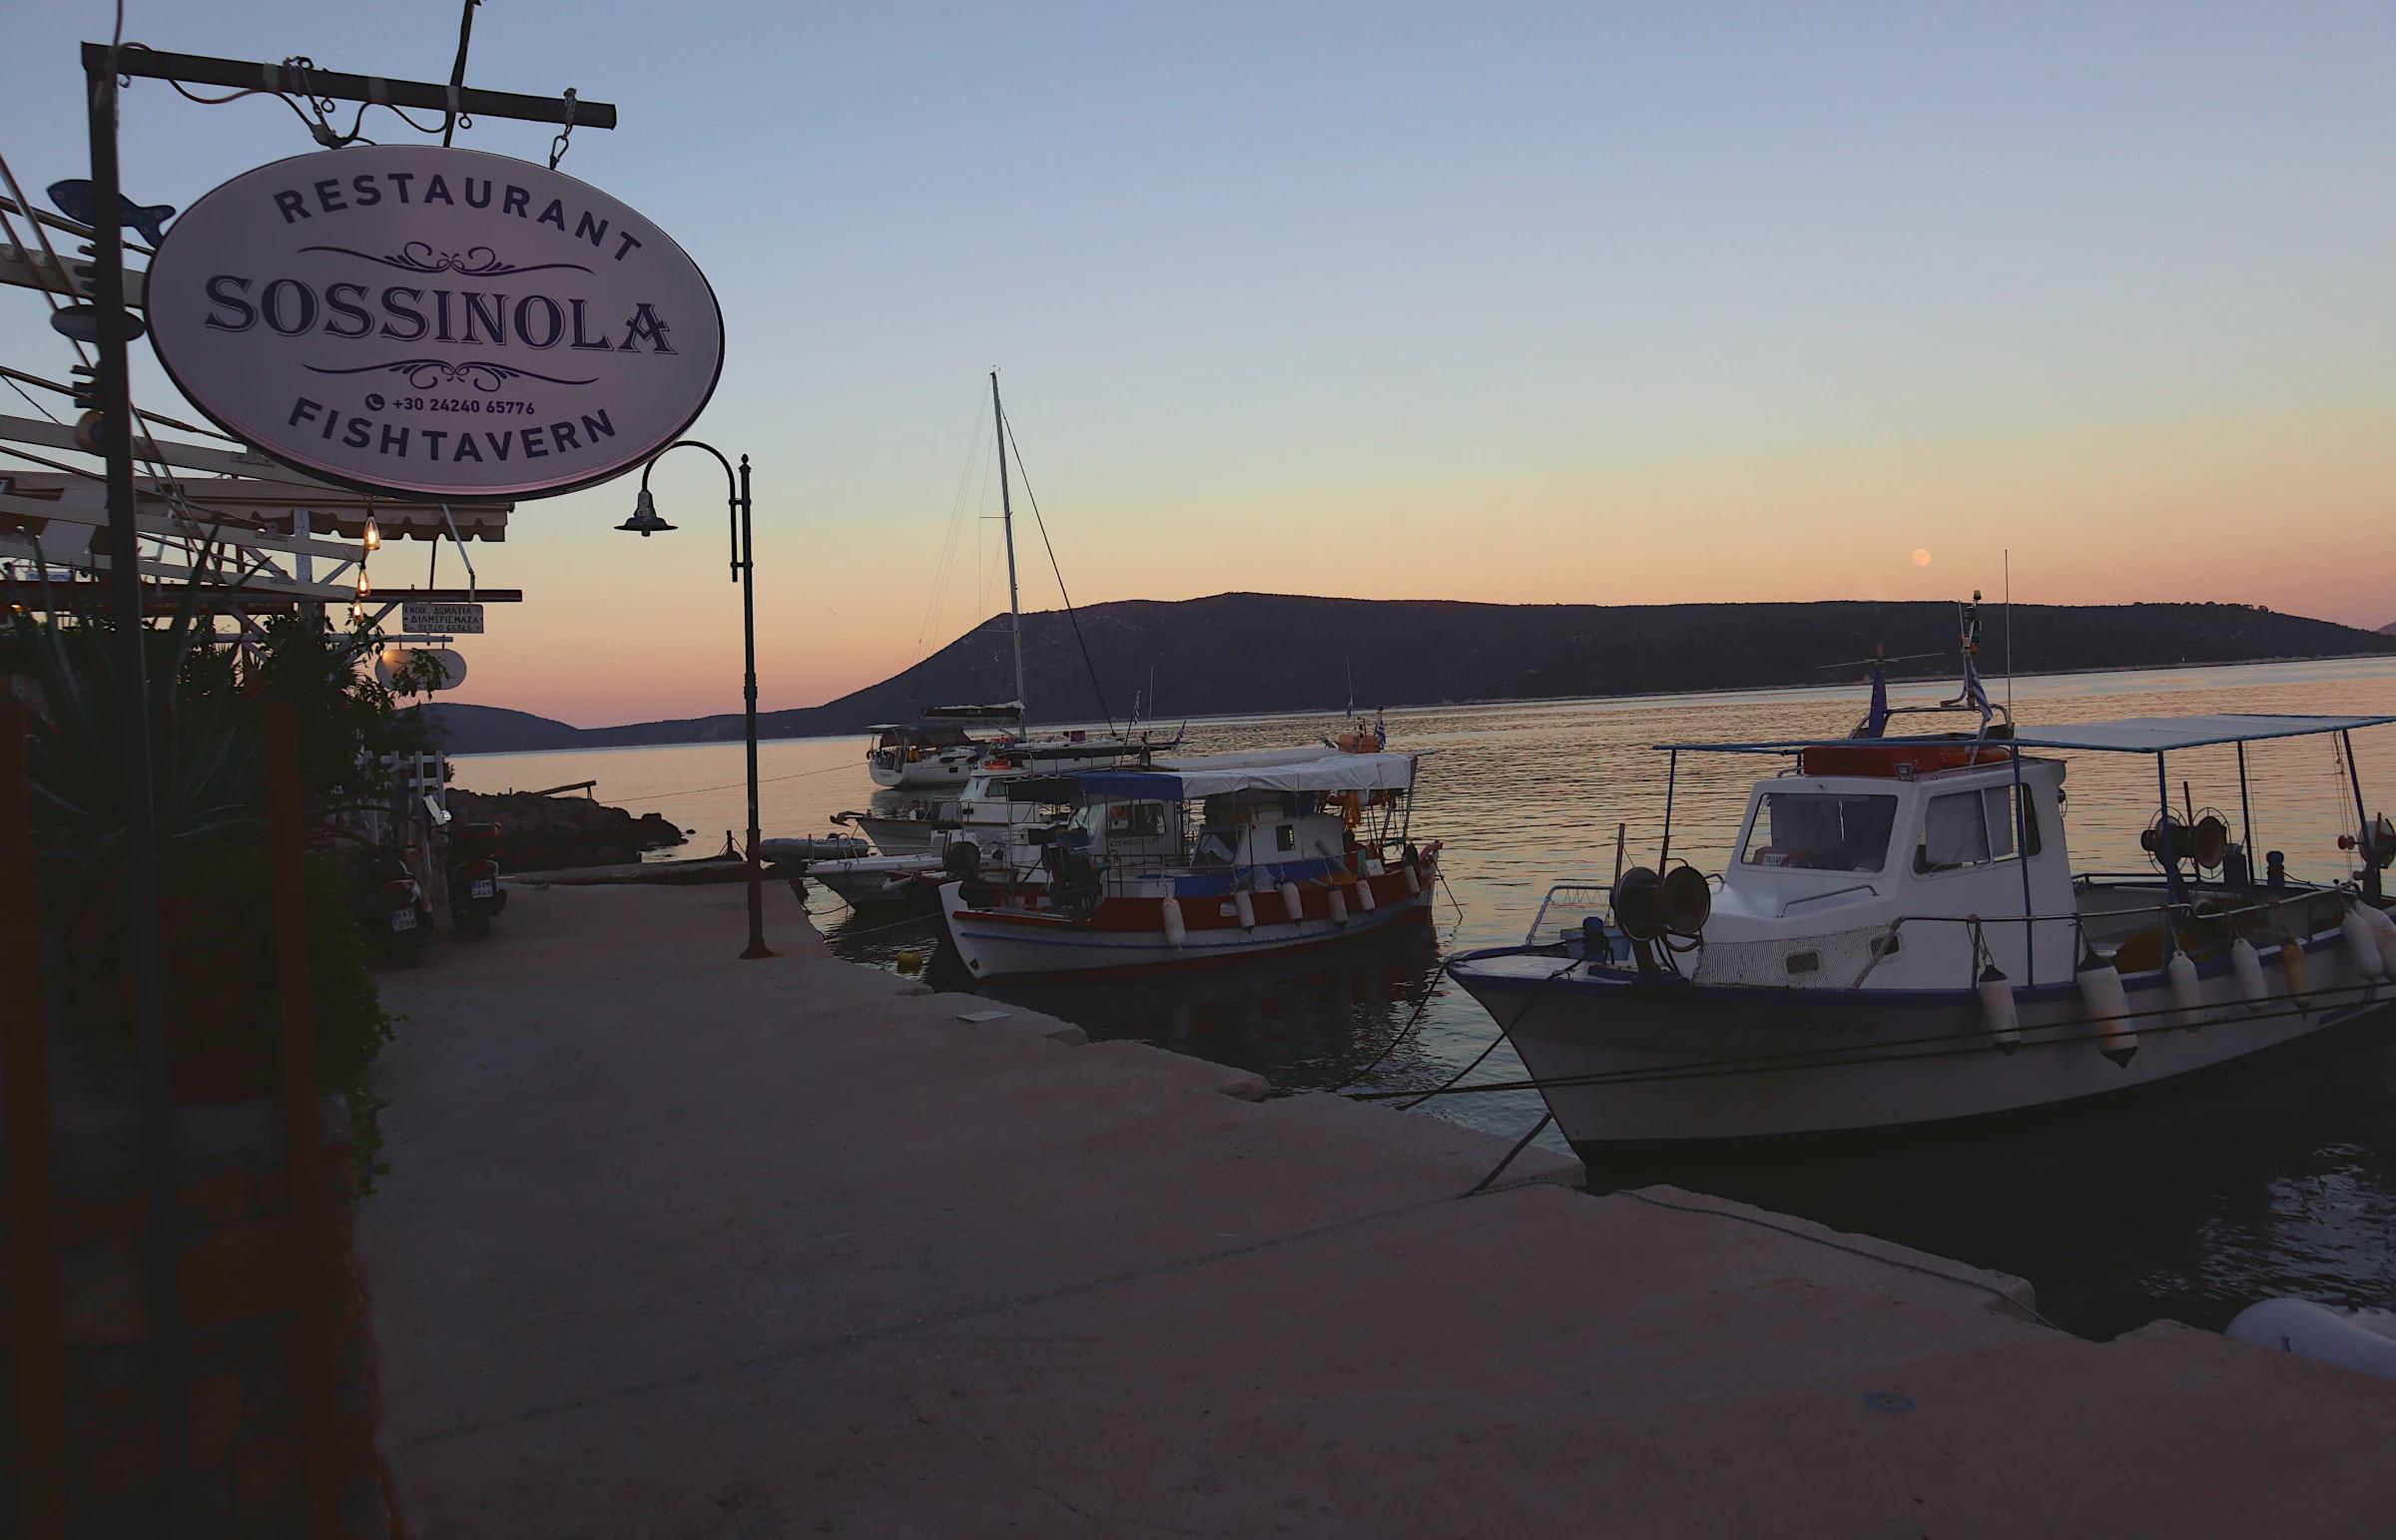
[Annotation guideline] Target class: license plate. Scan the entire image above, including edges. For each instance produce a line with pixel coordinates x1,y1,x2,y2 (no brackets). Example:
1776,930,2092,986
471,879,495,898
391,909,417,932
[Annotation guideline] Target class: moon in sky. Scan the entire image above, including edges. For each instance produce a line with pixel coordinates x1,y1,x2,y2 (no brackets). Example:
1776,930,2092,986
1911,548,1933,567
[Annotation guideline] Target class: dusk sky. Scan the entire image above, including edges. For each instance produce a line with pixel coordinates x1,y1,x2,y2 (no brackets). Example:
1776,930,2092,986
7,2,2392,726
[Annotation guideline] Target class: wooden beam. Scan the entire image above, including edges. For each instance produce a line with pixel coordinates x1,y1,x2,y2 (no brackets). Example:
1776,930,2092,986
0,242,146,306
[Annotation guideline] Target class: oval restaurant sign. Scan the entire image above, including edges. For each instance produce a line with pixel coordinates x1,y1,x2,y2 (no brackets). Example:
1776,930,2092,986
145,146,724,500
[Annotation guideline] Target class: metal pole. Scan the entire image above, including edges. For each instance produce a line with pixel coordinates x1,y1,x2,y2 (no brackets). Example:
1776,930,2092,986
2156,752,2183,909
2341,730,2375,902
2236,740,2254,858
2012,748,2036,985
84,47,189,1530
991,371,1028,736
264,704,341,1539
2,702,65,1540
1657,751,1678,871
737,454,771,959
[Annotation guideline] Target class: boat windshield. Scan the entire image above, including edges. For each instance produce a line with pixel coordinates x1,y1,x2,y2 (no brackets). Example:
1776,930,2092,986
1740,791,1899,872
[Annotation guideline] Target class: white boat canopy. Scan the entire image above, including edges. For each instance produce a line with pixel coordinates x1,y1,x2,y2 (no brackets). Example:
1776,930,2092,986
1658,713,2396,757
1059,750,1419,802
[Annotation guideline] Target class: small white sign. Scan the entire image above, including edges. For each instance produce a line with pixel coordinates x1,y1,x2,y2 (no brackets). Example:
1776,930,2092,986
145,146,724,501
400,601,484,634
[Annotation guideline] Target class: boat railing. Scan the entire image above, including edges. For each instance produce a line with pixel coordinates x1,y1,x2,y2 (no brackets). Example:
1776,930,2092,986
1859,887,2356,988
1776,881,1880,916
1525,878,2361,982
1524,882,1615,945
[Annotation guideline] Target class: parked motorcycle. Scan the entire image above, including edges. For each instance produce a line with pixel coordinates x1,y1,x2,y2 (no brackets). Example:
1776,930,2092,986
379,854,431,966
447,821,507,940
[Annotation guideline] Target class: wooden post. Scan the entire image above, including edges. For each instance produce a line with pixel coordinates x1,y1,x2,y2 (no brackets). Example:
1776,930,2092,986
1,700,64,1537
264,703,341,1539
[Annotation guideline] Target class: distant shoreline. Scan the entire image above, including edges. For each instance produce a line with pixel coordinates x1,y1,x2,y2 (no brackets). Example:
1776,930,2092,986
453,649,2396,760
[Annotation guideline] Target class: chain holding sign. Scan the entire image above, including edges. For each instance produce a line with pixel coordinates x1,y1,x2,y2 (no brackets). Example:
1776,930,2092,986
144,145,724,502
399,600,485,634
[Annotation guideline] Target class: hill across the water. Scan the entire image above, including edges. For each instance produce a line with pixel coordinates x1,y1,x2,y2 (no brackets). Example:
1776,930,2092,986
420,594,2396,755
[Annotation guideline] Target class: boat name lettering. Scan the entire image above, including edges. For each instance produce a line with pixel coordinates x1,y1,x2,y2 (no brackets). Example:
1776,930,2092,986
144,146,724,500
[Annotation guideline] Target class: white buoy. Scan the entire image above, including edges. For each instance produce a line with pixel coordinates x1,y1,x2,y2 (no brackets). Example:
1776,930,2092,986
2231,937,2268,1010
2165,951,2203,1030
2078,956,2136,1066
2278,933,2312,1009
1403,862,1422,895
1326,888,1349,926
2360,903,2396,977
1278,880,1304,923
1233,888,1256,930
1160,897,1187,949
1977,962,2021,1052
1354,877,1377,914
2342,908,2386,981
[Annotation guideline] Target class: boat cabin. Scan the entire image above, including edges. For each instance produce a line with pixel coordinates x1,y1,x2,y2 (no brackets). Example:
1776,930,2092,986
990,750,1420,899
1707,753,2076,987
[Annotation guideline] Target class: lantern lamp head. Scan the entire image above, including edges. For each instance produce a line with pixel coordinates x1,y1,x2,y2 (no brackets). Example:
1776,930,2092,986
616,487,676,537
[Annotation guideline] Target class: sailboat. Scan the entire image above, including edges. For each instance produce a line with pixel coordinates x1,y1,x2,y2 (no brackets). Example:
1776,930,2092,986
864,372,1170,789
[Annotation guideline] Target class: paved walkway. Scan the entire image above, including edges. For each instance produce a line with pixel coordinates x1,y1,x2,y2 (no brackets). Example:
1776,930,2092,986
360,881,2396,1537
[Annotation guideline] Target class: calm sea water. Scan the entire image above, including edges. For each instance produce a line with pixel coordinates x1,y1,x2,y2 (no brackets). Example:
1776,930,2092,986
456,656,2396,1336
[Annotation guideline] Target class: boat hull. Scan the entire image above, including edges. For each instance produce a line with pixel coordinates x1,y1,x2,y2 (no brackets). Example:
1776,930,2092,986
1448,930,2396,1144
812,856,944,908
840,812,943,854
942,875,1435,980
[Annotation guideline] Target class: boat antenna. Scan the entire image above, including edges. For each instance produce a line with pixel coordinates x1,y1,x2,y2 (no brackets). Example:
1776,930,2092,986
1344,654,1355,718
991,370,1029,739
2003,548,2014,725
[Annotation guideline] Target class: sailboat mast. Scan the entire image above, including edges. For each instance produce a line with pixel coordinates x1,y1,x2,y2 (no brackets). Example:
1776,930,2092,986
991,370,1029,736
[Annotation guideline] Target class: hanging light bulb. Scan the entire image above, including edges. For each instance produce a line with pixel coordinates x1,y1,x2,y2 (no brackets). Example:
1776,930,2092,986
362,513,381,551
355,566,371,600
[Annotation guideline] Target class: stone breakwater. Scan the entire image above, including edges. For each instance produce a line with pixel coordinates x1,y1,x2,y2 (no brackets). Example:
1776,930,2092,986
444,788,685,870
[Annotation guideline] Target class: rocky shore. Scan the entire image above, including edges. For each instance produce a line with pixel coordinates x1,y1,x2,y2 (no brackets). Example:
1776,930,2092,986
445,787,687,870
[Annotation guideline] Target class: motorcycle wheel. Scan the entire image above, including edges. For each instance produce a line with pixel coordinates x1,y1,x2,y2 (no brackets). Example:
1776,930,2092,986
456,906,492,940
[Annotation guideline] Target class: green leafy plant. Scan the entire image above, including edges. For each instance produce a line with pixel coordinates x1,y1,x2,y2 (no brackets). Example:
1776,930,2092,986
6,582,409,1192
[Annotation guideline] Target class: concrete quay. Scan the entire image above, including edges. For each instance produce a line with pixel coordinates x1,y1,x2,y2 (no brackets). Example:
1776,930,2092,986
360,880,2396,1537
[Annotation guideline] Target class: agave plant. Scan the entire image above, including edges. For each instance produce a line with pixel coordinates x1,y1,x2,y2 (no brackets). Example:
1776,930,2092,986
6,558,263,873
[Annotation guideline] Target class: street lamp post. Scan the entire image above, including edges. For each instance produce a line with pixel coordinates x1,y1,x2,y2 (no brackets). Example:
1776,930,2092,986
620,440,775,959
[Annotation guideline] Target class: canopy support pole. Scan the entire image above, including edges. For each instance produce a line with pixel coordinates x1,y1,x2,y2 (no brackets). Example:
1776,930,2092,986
2342,730,2375,902
2012,749,2035,985
2236,741,2254,870
1657,751,1678,872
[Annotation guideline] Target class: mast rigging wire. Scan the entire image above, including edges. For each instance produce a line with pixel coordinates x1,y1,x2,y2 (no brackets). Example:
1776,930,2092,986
997,400,1115,734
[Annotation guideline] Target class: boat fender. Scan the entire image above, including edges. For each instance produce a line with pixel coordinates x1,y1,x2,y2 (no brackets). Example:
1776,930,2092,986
2078,955,2136,1067
1160,897,1188,950
1403,861,1422,896
2360,902,2396,977
2278,933,2312,1009
1233,888,1256,930
1326,887,1349,926
2165,951,2203,1030
2230,938,2268,1010
2224,1298,2396,1382
2341,907,2387,982
1976,962,2021,1053
1354,877,1377,914
1278,879,1304,923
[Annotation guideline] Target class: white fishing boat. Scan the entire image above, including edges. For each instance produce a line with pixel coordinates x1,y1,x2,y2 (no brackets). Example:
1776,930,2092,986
1447,694,2396,1145
807,849,951,908
939,748,1441,979
866,373,1172,789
